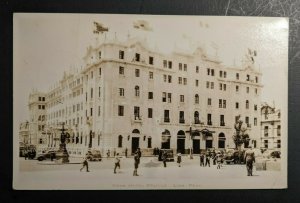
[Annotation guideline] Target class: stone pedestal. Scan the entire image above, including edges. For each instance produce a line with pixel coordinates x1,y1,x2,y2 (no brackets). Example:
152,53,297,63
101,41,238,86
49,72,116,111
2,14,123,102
55,143,69,163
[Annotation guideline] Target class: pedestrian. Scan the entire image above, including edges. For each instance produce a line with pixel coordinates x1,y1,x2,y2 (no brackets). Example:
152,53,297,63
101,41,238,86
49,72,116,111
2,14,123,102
114,153,121,174
50,152,54,161
200,153,205,167
133,152,140,176
113,148,116,157
107,149,110,159
136,148,142,159
80,155,90,172
216,153,222,169
125,148,128,158
162,151,167,167
24,148,28,160
205,151,210,167
244,146,255,176
177,153,182,167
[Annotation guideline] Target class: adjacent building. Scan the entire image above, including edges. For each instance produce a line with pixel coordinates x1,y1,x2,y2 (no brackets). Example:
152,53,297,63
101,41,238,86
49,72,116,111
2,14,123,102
260,103,281,149
21,36,263,157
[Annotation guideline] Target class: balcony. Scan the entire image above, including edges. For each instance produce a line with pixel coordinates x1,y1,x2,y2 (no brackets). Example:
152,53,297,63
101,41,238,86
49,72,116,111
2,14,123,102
220,122,225,126
207,121,212,126
179,118,185,124
133,115,142,123
164,117,170,123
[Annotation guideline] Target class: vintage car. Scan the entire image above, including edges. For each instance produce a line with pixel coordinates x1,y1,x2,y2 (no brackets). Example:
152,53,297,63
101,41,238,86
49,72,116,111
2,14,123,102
86,150,102,161
37,150,56,161
158,149,175,162
223,149,245,164
262,150,281,159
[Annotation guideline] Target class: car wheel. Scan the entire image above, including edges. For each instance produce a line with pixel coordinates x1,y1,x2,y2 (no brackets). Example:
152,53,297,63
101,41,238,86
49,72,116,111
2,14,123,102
38,157,43,161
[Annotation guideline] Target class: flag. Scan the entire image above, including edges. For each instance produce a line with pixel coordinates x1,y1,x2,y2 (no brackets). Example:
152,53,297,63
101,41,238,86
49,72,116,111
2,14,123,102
133,20,153,31
93,21,109,34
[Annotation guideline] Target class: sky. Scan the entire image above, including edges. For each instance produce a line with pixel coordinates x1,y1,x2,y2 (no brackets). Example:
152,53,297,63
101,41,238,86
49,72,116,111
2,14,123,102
13,13,288,125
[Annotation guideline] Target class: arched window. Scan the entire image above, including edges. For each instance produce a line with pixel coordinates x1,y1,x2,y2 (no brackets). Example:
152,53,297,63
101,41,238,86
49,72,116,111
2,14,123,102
195,94,199,104
246,100,249,109
118,135,123,148
194,111,200,124
147,136,152,148
132,129,140,134
135,86,140,97
218,133,226,148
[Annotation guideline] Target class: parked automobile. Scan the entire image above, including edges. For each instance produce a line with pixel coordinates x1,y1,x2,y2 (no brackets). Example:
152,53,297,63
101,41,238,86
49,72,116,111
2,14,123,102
37,150,56,161
263,150,281,159
19,143,36,159
158,149,175,161
86,150,102,161
223,149,245,164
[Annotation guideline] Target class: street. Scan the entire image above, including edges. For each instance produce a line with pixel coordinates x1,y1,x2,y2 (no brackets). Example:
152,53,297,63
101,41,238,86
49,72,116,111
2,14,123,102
15,156,285,190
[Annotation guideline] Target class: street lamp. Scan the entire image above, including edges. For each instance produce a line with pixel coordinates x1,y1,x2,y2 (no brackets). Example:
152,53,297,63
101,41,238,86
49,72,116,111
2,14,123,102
55,122,70,163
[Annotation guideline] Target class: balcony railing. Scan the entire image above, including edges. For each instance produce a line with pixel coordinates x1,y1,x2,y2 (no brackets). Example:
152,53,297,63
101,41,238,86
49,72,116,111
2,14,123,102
164,117,170,123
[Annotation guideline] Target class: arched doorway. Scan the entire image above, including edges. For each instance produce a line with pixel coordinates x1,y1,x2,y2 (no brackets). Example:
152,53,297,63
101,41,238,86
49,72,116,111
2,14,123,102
192,132,201,154
177,130,186,154
131,129,140,154
218,133,226,148
161,129,171,149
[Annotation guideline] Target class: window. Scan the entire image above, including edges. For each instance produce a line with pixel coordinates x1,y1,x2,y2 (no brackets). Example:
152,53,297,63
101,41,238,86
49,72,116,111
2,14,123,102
223,84,226,91
38,105,41,109
148,92,153,99
246,100,249,109
168,61,172,69
255,76,258,83
277,125,281,136
219,83,223,90
98,51,101,59
135,69,140,77
164,110,170,122
220,115,225,126
118,106,124,116
42,105,45,110
179,111,185,123
264,140,268,148
206,81,210,88
118,135,123,148
236,85,239,92
119,88,125,96
254,118,257,126
149,56,154,65
168,75,172,83
148,108,153,118
147,137,152,148
194,111,200,124
196,80,199,87
135,53,140,61
167,93,172,103
207,68,210,75
119,50,124,59
135,86,140,97
149,71,153,79
207,114,212,125
236,73,239,80
180,95,184,102
91,88,93,99
98,106,101,117
224,71,227,78
98,87,101,97
210,82,214,89
246,74,250,81
91,71,93,79
219,71,223,78
246,87,250,93
196,66,199,73
178,77,182,84
211,69,215,76
184,64,187,71
264,126,269,137
195,94,199,104
163,74,167,82
163,60,167,68
223,100,226,108
119,66,124,75
183,78,187,85
277,140,281,148
255,88,258,95
179,63,182,71
134,106,140,119
254,104,257,111
219,99,222,108
38,97,42,101
162,92,166,102
208,98,212,106
236,102,239,109
90,108,93,116
245,116,249,125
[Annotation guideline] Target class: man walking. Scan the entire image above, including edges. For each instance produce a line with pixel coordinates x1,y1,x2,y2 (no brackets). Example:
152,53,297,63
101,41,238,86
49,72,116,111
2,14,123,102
200,153,205,167
162,151,167,167
205,151,210,167
133,152,140,176
80,155,90,172
106,149,110,159
244,146,255,176
114,153,121,174
177,152,182,167
125,148,128,158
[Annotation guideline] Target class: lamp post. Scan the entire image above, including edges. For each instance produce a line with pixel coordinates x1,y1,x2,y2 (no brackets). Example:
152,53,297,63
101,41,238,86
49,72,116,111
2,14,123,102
186,126,194,159
55,122,70,163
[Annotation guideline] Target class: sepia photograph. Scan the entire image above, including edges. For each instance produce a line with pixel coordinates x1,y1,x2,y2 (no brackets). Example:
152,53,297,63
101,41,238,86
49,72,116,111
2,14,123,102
13,13,288,190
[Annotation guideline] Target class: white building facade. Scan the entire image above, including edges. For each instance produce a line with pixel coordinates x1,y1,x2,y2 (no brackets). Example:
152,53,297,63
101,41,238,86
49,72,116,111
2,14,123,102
25,38,263,157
